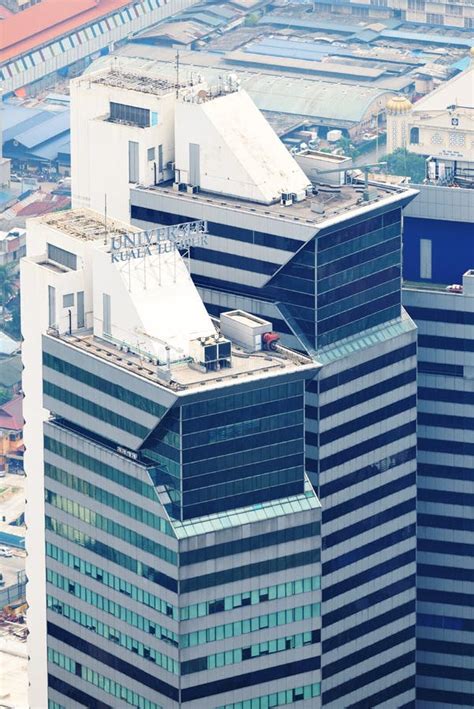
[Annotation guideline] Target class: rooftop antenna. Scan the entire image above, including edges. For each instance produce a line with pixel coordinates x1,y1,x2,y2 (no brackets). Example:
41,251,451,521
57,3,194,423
103,194,108,245
175,48,180,98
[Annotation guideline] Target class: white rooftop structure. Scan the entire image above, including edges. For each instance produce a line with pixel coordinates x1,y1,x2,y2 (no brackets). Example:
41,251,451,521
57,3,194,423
175,85,311,204
30,210,216,364
95,229,216,363
411,64,474,114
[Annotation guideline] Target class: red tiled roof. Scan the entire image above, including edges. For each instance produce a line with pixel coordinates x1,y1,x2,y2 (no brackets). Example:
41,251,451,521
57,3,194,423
0,0,134,64
17,196,70,217
0,4,14,19
0,395,23,431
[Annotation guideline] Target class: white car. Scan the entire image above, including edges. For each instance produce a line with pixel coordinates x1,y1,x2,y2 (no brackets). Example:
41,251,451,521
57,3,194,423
0,547,13,557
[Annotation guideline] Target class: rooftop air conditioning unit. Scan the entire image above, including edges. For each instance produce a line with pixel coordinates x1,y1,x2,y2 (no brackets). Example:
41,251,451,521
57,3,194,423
280,192,293,207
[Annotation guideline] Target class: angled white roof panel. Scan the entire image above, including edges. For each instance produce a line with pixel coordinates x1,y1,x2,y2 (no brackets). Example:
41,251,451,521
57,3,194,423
413,65,474,113
175,88,311,204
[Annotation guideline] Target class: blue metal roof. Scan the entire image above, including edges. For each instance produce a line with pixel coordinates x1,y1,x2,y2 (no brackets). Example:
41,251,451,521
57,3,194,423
381,29,474,48
0,530,24,549
14,110,69,149
246,37,359,62
2,105,51,143
32,135,70,161
260,13,358,33
450,56,471,72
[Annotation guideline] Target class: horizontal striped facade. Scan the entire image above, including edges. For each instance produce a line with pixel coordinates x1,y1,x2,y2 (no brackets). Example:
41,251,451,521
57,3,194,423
130,189,418,707
403,287,474,708
43,343,323,709
313,327,417,708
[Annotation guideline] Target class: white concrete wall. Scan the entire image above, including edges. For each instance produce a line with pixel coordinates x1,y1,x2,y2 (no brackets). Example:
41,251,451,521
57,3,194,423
71,77,176,223
175,89,310,204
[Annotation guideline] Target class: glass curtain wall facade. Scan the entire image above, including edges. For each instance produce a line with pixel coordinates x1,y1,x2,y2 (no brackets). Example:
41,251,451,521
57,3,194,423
130,191,418,707
403,286,474,708
42,335,322,709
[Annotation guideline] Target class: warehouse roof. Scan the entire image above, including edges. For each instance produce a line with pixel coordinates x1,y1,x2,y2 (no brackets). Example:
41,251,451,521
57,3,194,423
2,106,51,143
88,55,391,124
13,110,69,150
245,74,391,121
380,29,474,48
0,0,136,64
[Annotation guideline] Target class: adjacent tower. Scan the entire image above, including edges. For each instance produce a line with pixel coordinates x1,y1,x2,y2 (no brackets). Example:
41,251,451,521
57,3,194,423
21,209,322,708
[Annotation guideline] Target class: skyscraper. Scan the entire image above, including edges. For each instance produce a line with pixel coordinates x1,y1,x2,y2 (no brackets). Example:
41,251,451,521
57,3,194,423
22,209,323,708
403,272,474,707
68,65,420,706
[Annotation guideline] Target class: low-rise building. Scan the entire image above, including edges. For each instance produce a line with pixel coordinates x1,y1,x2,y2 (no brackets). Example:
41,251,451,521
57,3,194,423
0,395,23,475
386,59,474,185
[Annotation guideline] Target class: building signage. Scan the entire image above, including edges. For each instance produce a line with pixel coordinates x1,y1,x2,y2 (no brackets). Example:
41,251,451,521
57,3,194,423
117,446,138,461
110,220,208,262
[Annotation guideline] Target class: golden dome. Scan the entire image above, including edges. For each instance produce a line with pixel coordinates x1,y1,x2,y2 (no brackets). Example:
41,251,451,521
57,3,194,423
386,95,413,114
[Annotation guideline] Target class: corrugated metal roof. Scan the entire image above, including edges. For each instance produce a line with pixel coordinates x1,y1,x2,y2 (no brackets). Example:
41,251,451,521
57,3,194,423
182,9,224,27
260,14,358,34
248,37,357,60
0,0,137,63
0,0,97,51
450,56,470,73
205,5,236,19
14,110,69,149
96,56,390,123
2,106,51,143
243,74,390,122
228,50,387,79
31,135,71,161
381,29,473,48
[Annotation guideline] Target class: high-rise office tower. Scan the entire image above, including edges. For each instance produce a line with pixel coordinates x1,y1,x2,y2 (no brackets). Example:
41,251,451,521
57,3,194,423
403,271,474,707
22,209,322,708
401,168,474,707
70,65,420,706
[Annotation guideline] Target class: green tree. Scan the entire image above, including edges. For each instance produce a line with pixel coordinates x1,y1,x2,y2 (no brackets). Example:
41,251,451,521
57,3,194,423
0,263,17,326
383,148,426,184
336,136,360,160
244,12,260,26
4,293,20,340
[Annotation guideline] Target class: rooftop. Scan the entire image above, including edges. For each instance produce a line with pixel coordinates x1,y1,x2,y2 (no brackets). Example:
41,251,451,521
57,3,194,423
101,53,394,123
0,0,137,64
0,395,23,431
91,69,177,96
135,178,414,226
39,208,133,242
53,329,316,394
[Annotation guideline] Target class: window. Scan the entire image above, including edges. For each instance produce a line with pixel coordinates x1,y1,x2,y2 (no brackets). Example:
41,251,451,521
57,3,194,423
47,244,77,270
446,4,462,16
77,291,85,328
420,238,432,279
63,293,74,308
103,293,111,335
147,147,155,161
128,141,139,183
48,286,56,328
110,102,150,128
410,127,419,144
158,144,163,172
426,13,444,23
